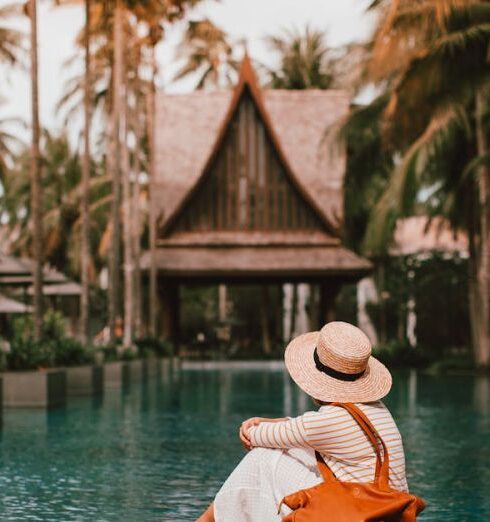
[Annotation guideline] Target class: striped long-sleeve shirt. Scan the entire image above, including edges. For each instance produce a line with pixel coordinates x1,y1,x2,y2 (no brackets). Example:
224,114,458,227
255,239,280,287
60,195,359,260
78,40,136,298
248,401,408,492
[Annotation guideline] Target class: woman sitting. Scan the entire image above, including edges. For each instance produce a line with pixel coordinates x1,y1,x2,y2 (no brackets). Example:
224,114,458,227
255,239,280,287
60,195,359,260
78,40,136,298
197,321,407,522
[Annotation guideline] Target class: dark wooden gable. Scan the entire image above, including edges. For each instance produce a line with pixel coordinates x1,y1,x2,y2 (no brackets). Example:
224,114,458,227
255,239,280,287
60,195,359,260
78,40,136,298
170,88,325,234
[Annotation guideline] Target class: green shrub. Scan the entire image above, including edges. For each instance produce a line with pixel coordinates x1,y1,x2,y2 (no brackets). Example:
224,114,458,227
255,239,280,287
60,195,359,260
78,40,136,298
7,315,55,370
7,341,54,370
429,354,476,373
101,345,119,362
6,310,94,370
53,337,94,367
226,342,282,360
373,340,433,369
134,337,174,358
120,348,137,361
42,309,66,341
368,254,470,357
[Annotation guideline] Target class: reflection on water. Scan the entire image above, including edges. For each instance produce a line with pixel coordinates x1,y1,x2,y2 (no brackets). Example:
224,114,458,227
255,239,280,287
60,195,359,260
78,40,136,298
0,367,488,520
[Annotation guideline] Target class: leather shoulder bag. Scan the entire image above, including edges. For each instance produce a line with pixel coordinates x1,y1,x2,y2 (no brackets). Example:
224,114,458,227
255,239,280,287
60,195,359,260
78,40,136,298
279,402,426,521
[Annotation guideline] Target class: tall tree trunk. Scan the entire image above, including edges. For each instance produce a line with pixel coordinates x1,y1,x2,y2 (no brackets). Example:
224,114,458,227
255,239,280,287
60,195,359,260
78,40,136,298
121,43,133,348
28,0,43,339
132,93,143,339
80,0,91,344
109,0,124,344
473,90,490,368
147,44,158,337
467,173,480,359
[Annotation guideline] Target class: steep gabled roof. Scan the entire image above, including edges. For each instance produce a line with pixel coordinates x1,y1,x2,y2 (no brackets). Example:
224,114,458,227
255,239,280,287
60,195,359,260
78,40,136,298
154,57,349,236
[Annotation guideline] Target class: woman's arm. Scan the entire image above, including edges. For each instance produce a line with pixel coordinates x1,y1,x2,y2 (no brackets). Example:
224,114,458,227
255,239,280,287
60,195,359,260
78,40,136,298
239,417,288,449
240,415,310,451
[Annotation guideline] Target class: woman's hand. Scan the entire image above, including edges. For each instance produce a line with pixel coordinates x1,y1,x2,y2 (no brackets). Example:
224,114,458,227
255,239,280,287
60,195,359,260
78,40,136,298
239,417,289,450
239,417,263,450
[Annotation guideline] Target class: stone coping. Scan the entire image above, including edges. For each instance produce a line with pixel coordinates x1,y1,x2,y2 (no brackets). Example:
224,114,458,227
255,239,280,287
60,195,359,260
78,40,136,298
2,369,66,408
181,360,284,370
65,364,104,397
1,357,175,408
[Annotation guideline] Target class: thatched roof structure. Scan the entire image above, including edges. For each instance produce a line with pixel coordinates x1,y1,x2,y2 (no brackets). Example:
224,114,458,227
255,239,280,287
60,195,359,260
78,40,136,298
391,216,468,257
25,281,82,297
0,293,31,314
142,245,371,279
148,56,370,281
154,64,347,234
0,255,31,276
0,255,69,286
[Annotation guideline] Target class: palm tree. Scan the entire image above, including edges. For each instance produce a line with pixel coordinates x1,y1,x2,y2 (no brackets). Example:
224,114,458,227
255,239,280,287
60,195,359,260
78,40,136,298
146,23,159,338
131,83,145,338
265,26,335,89
57,4,114,127
138,1,202,337
58,0,203,343
112,0,202,344
3,131,82,270
173,18,238,89
347,0,490,367
0,100,21,181
107,0,124,344
80,0,92,344
27,0,43,339
1,131,119,317
119,11,136,348
334,94,394,252
113,4,152,347
59,5,151,342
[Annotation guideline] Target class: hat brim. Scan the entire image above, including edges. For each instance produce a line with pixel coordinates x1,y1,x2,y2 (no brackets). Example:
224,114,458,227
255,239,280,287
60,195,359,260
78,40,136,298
284,331,392,403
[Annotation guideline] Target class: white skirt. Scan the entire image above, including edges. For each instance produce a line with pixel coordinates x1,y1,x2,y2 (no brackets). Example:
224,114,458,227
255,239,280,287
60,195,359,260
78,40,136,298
214,447,323,522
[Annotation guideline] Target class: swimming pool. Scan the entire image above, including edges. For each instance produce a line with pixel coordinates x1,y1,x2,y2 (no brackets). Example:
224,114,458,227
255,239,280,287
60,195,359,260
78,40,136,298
0,366,488,520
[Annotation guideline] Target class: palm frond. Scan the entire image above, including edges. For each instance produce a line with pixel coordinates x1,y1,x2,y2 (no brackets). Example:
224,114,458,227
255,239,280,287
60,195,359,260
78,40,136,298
363,107,463,255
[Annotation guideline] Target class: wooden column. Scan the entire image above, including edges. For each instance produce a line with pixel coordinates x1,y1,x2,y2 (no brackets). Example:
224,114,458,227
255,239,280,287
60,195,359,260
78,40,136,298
160,280,180,346
218,284,227,322
260,285,272,354
318,282,341,328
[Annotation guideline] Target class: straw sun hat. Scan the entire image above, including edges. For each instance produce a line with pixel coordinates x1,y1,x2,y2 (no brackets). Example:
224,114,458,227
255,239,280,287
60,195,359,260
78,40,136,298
285,321,392,403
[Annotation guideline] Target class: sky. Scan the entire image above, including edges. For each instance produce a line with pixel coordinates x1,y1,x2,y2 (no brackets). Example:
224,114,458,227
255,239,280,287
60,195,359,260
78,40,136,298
0,0,373,141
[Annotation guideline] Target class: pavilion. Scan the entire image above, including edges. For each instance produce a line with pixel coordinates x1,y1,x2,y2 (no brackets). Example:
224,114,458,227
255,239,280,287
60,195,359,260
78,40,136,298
145,56,371,343
0,254,82,335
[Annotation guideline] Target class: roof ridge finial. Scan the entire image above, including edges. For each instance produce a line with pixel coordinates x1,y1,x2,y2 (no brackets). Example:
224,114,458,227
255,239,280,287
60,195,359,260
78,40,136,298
237,40,255,85
238,37,249,58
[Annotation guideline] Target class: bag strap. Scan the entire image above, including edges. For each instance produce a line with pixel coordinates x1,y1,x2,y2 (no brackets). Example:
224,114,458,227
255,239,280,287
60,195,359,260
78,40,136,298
333,403,390,488
314,450,337,482
314,403,390,489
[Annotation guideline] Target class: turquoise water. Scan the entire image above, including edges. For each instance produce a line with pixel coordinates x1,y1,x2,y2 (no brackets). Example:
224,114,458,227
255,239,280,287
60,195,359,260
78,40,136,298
0,366,489,521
